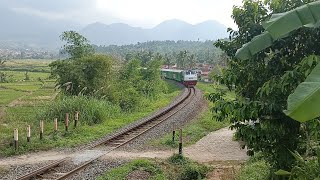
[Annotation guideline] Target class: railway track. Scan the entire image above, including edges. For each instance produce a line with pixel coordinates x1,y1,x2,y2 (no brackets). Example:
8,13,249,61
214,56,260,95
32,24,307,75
17,87,196,180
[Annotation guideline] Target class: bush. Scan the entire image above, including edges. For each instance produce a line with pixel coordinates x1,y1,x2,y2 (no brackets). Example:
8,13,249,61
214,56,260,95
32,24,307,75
168,154,189,165
37,96,121,125
237,156,271,180
118,87,142,112
99,159,164,180
50,54,113,96
180,163,208,180
167,154,209,180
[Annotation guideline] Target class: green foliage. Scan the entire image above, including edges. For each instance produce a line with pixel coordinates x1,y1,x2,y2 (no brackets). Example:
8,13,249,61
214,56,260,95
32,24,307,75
236,1,320,60
98,159,165,180
94,40,221,65
179,164,208,180
213,0,320,170
284,56,320,122
237,157,271,180
60,31,94,59
275,148,320,179
37,96,121,125
167,154,209,180
99,157,212,180
50,54,113,96
24,71,29,81
0,59,182,157
0,71,11,82
114,59,167,111
168,154,188,165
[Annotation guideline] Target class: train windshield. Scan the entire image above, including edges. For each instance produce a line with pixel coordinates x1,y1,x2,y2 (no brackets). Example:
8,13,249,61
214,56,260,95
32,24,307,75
185,70,196,75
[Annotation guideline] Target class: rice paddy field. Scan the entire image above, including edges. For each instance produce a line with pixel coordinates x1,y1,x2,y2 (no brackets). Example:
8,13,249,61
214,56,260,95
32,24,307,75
0,59,182,157
0,60,57,153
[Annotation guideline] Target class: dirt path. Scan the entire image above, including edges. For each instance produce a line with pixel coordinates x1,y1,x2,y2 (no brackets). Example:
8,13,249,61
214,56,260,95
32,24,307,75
184,127,248,162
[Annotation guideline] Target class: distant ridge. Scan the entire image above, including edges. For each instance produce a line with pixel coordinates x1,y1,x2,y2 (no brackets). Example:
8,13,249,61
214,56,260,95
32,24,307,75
0,8,228,49
81,19,228,45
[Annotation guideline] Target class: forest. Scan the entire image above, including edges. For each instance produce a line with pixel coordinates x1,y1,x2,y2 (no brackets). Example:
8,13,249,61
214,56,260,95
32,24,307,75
93,40,223,65
212,0,320,179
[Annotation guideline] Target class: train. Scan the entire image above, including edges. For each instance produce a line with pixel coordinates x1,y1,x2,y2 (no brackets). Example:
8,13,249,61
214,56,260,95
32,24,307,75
160,69,197,87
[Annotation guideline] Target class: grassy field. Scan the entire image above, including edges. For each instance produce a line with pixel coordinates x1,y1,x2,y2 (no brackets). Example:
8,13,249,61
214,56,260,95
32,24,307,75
98,155,209,180
0,60,58,156
0,60,183,156
1,59,53,72
150,82,232,149
0,88,181,156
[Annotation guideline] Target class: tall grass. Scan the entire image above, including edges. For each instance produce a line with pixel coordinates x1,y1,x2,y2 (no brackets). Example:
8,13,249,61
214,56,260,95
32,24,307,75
37,96,121,125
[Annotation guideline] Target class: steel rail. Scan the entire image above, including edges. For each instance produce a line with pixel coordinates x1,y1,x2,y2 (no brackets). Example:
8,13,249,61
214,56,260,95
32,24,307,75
17,158,69,180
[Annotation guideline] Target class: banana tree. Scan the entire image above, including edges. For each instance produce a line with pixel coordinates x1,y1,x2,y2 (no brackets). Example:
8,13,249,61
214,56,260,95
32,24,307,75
235,1,320,61
234,1,320,122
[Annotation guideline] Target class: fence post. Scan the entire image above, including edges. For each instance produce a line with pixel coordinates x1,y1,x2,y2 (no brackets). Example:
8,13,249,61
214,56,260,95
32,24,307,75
40,120,44,140
27,125,31,142
74,111,79,128
14,128,18,150
65,113,69,132
172,123,176,143
54,118,58,132
179,129,183,155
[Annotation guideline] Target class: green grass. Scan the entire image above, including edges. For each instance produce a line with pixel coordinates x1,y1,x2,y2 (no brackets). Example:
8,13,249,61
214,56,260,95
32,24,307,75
236,153,271,180
0,81,181,157
0,60,183,157
98,155,209,180
1,59,53,72
0,88,26,106
150,82,231,149
98,159,165,180
1,71,50,81
1,82,43,91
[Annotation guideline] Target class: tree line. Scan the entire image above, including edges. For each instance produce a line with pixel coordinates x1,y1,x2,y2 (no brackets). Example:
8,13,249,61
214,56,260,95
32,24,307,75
93,40,223,68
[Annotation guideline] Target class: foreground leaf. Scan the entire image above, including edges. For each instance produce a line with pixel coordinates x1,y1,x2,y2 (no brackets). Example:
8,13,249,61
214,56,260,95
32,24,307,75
274,169,291,176
284,56,320,122
235,1,320,60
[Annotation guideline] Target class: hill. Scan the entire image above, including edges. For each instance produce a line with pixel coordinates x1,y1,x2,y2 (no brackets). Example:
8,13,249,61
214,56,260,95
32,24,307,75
81,19,228,45
0,8,228,49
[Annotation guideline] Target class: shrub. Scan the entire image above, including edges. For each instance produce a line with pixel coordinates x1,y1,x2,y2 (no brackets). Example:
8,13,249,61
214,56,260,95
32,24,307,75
237,158,271,180
37,96,121,125
130,159,162,174
167,154,209,180
50,54,113,96
168,154,188,165
118,87,142,112
180,163,208,180
98,159,164,180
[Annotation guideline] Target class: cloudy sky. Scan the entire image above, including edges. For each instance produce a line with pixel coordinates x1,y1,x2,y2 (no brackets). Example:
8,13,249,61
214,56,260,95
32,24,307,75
3,0,243,29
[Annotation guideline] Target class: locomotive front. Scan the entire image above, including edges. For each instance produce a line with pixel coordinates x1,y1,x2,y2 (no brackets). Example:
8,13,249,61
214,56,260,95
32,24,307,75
182,70,197,87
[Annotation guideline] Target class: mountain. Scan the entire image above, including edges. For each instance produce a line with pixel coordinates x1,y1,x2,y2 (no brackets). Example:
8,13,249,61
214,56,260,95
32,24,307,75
81,22,147,46
81,19,228,45
0,8,228,49
0,8,79,50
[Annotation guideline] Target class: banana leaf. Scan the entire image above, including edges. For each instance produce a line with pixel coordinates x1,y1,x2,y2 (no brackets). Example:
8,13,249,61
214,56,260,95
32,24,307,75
284,56,320,122
235,1,320,60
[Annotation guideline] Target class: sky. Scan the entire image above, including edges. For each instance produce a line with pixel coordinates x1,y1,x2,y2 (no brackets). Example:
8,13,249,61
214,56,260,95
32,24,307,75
3,0,243,29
